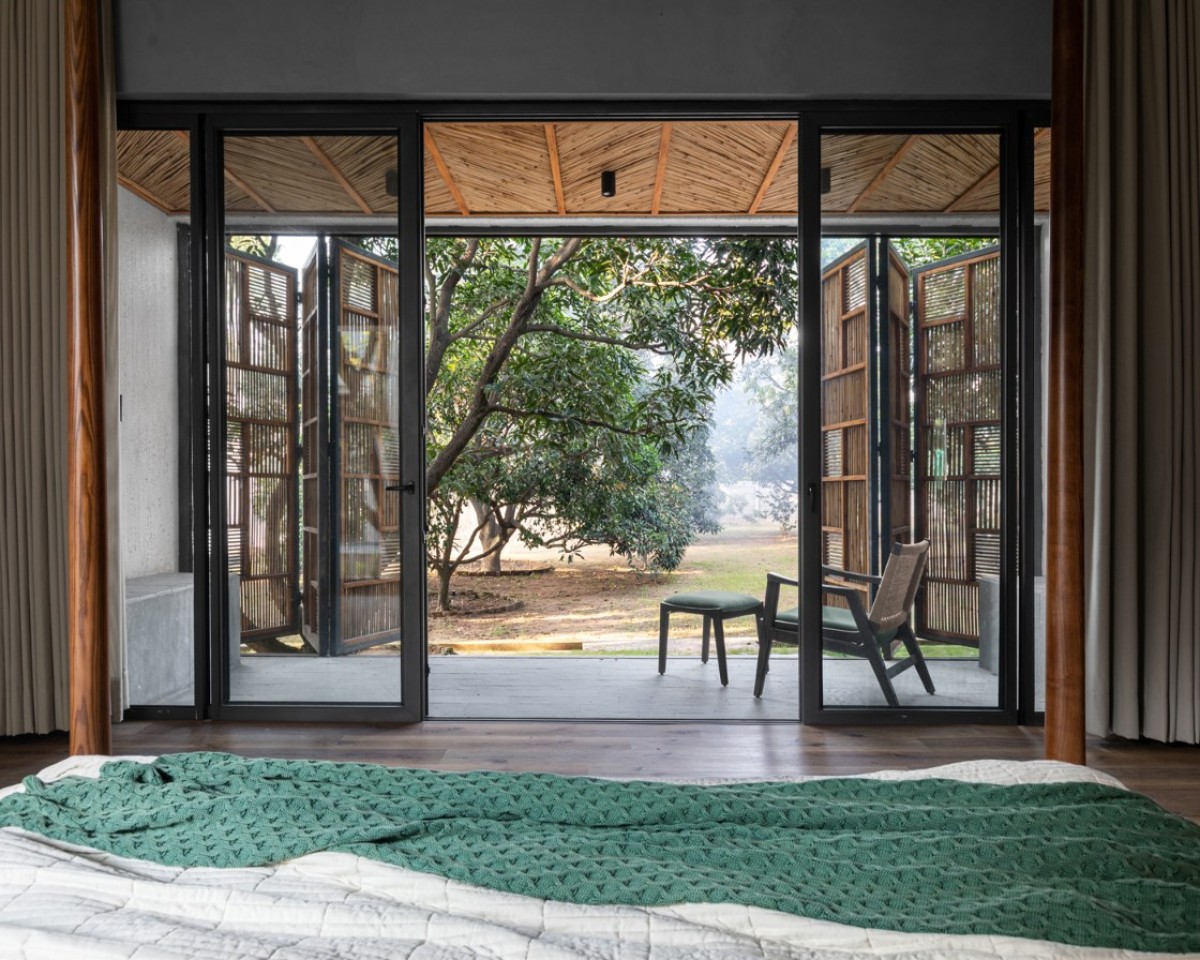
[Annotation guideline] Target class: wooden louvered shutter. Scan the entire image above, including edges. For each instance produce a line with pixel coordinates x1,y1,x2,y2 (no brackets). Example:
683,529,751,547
914,248,1002,645
331,242,403,654
224,251,300,639
820,244,872,610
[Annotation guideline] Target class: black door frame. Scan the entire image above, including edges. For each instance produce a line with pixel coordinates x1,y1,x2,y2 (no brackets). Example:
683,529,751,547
117,98,1047,725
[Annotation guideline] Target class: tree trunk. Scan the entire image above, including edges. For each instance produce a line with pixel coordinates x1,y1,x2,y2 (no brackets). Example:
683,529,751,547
436,564,454,613
471,498,504,574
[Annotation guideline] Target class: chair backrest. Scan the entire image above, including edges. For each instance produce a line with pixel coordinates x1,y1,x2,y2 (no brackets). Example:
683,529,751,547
867,540,929,632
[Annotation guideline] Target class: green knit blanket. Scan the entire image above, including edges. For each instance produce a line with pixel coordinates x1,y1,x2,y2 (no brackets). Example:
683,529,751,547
2,752,1199,952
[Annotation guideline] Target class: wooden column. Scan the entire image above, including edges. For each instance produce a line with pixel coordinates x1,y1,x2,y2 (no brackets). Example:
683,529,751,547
65,0,111,755
1045,0,1087,764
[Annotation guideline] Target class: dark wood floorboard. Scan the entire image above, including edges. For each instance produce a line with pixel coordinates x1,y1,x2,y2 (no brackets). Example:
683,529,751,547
3,723,1199,821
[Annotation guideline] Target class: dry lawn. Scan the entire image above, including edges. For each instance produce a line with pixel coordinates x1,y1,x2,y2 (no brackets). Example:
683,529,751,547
427,521,797,657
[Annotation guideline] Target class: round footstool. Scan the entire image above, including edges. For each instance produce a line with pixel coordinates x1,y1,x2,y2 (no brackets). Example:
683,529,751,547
658,590,764,686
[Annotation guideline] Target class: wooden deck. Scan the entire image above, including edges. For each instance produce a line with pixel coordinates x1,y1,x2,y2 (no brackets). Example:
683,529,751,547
226,653,999,718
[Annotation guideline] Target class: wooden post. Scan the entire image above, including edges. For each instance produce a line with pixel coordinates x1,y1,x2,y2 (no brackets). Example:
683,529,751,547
65,0,111,756
1045,0,1087,764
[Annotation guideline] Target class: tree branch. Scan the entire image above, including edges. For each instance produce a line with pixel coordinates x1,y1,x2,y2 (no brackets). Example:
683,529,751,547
486,404,656,437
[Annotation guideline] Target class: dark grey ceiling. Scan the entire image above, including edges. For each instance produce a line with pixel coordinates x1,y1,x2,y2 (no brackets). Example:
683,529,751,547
114,0,1050,101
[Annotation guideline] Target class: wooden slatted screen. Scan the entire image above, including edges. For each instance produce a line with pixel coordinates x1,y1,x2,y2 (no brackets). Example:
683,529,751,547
224,251,299,639
332,243,402,653
885,246,913,546
821,244,871,609
300,249,323,646
914,248,1002,644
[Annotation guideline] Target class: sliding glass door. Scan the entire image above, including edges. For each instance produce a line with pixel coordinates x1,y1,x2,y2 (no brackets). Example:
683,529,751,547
208,120,425,719
797,116,1028,723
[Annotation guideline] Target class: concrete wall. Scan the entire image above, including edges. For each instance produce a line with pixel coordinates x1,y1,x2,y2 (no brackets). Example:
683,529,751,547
113,0,1050,101
117,187,180,580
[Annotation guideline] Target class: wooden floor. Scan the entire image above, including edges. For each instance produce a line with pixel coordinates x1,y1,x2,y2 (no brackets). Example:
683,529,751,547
3,722,1200,821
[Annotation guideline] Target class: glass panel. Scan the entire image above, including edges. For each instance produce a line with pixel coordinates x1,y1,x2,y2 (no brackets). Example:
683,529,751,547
220,133,403,704
116,128,195,709
1032,126,1051,714
817,132,1003,710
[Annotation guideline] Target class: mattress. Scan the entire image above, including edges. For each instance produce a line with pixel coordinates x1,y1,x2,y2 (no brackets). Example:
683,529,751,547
0,756,1186,960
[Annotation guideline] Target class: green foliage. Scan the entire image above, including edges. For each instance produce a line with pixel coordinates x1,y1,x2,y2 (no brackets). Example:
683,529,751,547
228,235,279,259
417,235,796,597
890,236,996,268
742,342,799,531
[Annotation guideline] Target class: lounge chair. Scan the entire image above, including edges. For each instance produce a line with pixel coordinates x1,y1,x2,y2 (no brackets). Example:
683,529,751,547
754,540,935,706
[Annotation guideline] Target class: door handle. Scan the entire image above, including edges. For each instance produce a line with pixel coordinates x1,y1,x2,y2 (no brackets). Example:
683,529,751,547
386,481,417,494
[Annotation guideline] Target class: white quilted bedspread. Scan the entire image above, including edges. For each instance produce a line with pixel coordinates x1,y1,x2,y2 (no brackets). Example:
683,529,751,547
0,757,1184,960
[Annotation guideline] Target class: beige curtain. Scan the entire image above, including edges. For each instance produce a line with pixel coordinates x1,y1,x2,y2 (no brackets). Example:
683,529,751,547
1084,0,1200,743
0,0,69,734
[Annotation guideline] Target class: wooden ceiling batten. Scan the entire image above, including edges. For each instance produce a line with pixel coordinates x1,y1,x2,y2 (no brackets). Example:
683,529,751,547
544,124,566,215
748,122,796,214
423,127,470,215
847,135,918,213
300,135,372,214
651,122,673,215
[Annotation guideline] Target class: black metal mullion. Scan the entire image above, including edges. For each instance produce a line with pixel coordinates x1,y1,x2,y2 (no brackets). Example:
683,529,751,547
1016,114,1041,724
188,112,210,721
205,120,231,719
323,238,339,657
398,115,428,719
872,238,894,582
798,118,823,723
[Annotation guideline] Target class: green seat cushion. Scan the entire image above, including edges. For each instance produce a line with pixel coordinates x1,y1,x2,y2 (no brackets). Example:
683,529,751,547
663,590,762,615
774,605,857,631
774,605,899,645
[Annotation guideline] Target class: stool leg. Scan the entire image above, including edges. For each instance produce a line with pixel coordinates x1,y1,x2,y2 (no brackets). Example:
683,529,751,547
658,606,669,674
701,616,711,663
713,616,728,686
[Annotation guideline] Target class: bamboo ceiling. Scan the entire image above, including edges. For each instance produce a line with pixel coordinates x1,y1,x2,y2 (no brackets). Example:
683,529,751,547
116,122,1052,222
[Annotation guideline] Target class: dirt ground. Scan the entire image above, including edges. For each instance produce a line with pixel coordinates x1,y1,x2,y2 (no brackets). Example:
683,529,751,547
426,521,797,657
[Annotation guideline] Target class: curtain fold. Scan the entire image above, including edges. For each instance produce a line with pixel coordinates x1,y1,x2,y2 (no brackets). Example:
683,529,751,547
0,0,69,735
1084,0,1200,743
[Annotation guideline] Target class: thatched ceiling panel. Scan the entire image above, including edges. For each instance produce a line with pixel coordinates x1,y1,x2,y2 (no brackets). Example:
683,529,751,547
554,121,662,214
314,135,397,215
820,134,911,213
862,134,1000,213
117,121,1051,221
224,136,358,213
660,121,790,213
116,130,190,213
429,123,556,214
1034,128,1052,213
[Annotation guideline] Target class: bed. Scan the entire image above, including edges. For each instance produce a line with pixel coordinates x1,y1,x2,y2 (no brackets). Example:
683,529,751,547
0,754,1197,960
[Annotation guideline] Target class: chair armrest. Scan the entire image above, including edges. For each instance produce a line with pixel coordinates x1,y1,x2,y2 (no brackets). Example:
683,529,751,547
822,565,882,585
764,572,798,624
820,583,874,635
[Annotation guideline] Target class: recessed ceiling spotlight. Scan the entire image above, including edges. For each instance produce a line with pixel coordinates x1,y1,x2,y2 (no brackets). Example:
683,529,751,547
600,170,617,197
